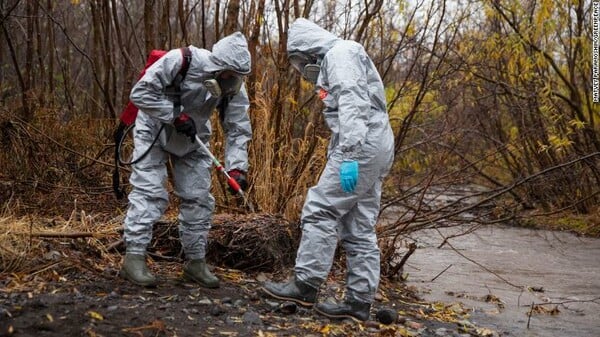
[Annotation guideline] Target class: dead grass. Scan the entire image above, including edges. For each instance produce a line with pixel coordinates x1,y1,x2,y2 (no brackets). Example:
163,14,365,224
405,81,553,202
521,207,600,237
1,76,329,221
209,76,328,219
0,207,299,281
0,208,123,275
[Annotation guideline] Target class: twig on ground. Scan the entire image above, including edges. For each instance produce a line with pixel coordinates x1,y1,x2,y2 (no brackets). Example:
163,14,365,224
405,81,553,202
527,301,534,328
430,264,453,282
20,232,100,238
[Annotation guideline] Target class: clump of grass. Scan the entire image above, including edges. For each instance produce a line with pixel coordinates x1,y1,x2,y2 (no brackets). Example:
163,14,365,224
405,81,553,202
520,208,600,237
0,207,122,280
550,213,600,237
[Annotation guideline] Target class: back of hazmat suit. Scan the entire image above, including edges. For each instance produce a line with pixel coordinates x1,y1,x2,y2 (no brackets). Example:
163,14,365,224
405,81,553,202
288,19,395,304
123,32,252,263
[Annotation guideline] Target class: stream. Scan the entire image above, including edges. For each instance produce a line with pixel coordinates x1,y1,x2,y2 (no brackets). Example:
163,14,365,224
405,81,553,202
403,225,600,337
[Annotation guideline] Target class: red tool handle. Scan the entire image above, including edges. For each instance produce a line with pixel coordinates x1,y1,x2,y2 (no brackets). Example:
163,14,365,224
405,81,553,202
227,176,241,192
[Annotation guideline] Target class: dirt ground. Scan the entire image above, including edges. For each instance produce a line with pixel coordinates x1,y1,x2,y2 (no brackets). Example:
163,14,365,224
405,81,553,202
0,259,489,337
0,213,498,337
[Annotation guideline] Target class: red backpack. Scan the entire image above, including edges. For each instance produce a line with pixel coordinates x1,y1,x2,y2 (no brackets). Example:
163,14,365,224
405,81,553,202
113,47,192,199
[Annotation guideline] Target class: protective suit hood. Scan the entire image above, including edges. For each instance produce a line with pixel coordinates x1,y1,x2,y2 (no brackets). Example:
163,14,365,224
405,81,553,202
206,32,251,74
287,18,340,58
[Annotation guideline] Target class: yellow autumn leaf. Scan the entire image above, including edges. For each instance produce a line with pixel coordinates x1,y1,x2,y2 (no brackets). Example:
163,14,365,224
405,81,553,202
476,327,496,336
87,311,104,320
320,324,331,334
46,313,54,322
71,0,80,4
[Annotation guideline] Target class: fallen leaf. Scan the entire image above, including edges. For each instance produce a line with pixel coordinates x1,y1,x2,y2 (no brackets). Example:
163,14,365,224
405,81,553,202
476,327,496,336
87,310,104,320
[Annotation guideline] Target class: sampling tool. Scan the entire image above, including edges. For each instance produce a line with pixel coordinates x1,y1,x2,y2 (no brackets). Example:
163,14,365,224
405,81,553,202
194,134,255,212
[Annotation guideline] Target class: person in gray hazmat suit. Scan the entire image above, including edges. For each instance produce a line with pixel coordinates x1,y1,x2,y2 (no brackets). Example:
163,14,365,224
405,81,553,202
120,32,252,288
262,19,394,321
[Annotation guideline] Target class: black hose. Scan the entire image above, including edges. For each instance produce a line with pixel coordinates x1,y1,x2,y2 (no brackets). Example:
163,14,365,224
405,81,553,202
117,123,165,166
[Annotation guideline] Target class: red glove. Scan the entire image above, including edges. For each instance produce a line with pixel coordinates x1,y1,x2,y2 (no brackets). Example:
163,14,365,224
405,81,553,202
227,169,248,193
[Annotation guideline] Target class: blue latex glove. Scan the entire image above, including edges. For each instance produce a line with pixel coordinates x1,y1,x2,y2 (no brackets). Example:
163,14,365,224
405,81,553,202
340,160,359,193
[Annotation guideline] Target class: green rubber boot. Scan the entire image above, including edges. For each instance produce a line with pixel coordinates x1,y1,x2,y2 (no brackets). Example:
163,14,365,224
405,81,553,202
119,253,157,287
182,259,220,288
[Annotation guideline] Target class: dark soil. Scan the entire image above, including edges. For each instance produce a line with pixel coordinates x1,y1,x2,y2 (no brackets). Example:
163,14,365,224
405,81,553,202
0,261,470,337
0,214,488,336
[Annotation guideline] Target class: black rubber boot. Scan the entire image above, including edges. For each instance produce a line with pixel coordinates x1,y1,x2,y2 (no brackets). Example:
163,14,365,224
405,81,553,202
182,259,220,288
314,300,371,322
261,277,318,307
119,253,158,287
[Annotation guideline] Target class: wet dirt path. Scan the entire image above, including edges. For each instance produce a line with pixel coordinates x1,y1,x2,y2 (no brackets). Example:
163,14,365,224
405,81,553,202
404,225,600,337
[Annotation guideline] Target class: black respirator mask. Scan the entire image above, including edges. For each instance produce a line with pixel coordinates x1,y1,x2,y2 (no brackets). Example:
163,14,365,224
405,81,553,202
203,70,244,97
288,52,321,84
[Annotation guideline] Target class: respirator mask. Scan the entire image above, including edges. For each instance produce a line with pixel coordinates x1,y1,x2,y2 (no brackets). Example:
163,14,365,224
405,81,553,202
288,52,321,84
203,70,244,97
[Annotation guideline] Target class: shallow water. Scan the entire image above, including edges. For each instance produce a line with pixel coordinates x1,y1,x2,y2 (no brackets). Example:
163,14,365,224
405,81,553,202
403,225,600,337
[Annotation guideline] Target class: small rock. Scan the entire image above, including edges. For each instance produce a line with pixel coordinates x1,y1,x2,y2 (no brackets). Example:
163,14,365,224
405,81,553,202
435,328,448,336
255,273,268,283
457,319,475,329
209,304,227,316
375,308,398,325
198,298,212,305
242,310,262,325
406,321,423,330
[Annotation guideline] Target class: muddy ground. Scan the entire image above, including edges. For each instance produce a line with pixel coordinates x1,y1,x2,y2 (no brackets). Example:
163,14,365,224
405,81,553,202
0,260,494,337
0,213,499,337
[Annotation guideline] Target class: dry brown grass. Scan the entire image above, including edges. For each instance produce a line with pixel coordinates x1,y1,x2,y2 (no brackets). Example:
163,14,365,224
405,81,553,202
208,76,328,219
0,208,298,282
0,74,330,278
0,73,329,220
0,107,119,217
0,208,122,278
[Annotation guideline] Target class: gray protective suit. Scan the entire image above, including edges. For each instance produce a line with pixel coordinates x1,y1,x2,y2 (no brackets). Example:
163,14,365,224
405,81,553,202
124,32,252,260
288,19,394,303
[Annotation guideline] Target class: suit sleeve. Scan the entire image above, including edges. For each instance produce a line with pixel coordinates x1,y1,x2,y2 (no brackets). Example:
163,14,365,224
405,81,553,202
129,49,184,123
324,46,370,161
221,83,252,171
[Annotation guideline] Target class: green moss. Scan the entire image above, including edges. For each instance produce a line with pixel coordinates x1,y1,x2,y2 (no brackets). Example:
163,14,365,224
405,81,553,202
524,214,600,237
